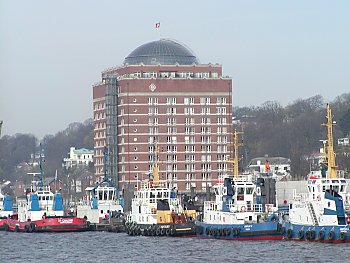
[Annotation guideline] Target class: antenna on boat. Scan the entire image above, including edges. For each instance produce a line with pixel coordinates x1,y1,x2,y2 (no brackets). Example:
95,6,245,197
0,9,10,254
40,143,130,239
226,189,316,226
322,103,337,179
227,129,243,178
103,146,108,181
152,143,160,186
39,143,43,191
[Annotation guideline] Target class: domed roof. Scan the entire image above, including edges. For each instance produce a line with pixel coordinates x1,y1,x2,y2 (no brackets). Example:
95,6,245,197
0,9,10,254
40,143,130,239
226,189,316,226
123,39,200,66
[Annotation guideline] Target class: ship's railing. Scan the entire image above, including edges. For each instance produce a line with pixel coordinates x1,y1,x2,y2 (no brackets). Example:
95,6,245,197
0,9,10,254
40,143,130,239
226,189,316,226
204,201,217,211
227,203,263,213
292,189,308,201
140,180,169,189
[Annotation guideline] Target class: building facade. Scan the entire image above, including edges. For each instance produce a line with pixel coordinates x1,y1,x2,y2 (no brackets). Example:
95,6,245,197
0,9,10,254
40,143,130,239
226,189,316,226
63,147,94,169
93,39,232,193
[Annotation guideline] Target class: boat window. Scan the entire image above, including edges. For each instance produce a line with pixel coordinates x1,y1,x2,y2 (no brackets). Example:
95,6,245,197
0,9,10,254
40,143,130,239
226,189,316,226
333,185,339,193
341,180,346,183
323,186,326,191
246,188,254,194
237,188,244,195
104,191,108,200
50,196,53,200
109,191,113,200
321,180,326,184
340,185,345,192
99,191,103,200
332,180,339,184
157,192,162,199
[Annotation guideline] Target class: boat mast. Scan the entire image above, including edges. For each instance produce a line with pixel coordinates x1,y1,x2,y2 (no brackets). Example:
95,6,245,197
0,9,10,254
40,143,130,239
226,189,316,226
323,103,337,179
227,129,242,178
39,143,43,190
103,146,108,180
152,143,160,185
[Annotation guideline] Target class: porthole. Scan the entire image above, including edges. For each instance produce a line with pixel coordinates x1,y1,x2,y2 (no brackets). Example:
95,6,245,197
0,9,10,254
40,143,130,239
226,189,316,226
134,138,138,142
133,98,137,102
134,147,138,151
134,128,138,132
133,119,137,123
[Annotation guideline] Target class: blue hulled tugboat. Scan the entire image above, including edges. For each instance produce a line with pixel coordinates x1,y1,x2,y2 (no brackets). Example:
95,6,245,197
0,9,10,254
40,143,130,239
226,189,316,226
195,131,284,240
284,104,350,243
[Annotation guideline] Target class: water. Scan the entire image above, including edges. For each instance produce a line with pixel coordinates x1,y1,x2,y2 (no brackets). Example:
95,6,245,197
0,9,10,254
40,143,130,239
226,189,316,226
2,232,349,263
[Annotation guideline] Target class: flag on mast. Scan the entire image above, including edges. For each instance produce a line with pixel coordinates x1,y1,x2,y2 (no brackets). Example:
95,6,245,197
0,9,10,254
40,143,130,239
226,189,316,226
155,22,160,28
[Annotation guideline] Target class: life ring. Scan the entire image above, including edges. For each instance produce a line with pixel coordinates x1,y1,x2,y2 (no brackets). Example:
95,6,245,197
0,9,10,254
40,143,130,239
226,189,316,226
160,228,165,236
327,231,334,240
213,228,218,236
29,223,36,233
240,206,247,212
346,216,350,225
277,223,282,233
170,225,176,236
298,230,304,239
287,228,293,239
205,227,210,236
233,227,240,236
339,232,346,241
14,225,20,232
166,228,171,236
309,230,315,240
218,228,223,236
221,228,227,236
305,230,311,240
156,227,161,236
196,226,203,235
318,230,325,240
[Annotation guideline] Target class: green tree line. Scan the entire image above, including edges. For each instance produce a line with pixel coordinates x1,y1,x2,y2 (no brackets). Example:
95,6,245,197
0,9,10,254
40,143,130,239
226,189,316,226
234,93,350,178
1,93,350,183
0,119,93,183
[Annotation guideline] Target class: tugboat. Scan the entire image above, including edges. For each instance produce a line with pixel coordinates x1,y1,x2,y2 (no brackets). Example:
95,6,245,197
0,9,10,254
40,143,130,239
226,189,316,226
6,144,88,232
125,144,196,237
76,148,124,231
0,188,13,231
195,130,284,240
284,104,350,243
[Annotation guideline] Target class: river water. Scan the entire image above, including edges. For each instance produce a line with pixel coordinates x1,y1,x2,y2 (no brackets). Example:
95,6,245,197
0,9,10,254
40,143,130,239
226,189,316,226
2,231,349,262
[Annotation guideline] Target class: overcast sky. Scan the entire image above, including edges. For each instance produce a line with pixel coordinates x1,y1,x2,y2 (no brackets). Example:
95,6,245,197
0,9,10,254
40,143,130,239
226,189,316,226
1,0,349,138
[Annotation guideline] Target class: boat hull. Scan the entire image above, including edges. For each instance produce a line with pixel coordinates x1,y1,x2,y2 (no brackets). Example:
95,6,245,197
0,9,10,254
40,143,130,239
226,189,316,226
284,222,350,243
126,221,196,237
6,217,88,232
195,220,284,240
0,218,9,231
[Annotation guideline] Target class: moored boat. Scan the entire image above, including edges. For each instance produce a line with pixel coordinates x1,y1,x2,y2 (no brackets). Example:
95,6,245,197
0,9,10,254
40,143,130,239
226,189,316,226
125,144,196,237
284,104,350,243
76,147,124,231
5,144,88,232
0,189,14,231
195,130,284,240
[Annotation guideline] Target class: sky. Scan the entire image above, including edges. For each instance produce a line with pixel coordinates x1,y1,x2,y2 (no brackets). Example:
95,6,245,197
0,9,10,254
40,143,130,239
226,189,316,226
1,0,349,138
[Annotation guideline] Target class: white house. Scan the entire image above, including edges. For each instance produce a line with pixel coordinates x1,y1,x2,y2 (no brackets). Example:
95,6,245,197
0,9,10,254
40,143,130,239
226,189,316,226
63,147,93,169
338,137,349,146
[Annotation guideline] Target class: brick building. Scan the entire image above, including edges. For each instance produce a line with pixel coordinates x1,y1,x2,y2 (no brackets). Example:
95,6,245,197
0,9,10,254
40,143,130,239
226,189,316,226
92,39,232,194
